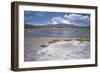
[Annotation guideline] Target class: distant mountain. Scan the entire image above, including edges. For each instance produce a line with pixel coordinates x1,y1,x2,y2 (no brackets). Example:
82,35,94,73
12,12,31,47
25,23,90,28
47,24,77,28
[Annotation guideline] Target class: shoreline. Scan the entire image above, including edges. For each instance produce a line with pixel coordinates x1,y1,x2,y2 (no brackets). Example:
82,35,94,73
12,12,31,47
24,36,90,61
24,39,90,61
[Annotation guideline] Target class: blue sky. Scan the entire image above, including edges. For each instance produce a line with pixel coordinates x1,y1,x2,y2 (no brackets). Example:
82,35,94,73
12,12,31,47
24,11,90,26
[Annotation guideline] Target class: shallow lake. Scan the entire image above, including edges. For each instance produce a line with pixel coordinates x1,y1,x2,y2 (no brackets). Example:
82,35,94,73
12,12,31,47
24,28,90,61
25,28,90,38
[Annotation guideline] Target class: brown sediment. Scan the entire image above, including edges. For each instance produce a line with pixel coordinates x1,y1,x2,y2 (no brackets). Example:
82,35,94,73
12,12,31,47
48,39,60,43
75,38,90,44
41,45,48,47
63,39,71,41
75,38,85,41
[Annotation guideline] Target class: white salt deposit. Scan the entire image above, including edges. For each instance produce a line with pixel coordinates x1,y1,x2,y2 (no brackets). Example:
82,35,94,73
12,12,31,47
25,40,90,61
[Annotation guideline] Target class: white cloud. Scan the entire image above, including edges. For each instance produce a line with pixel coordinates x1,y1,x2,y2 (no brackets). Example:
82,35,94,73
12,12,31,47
64,14,90,26
64,14,89,20
50,17,70,24
81,16,89,20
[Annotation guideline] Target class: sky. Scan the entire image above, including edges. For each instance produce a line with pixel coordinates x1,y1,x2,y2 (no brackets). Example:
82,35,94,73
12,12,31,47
24,11,90,26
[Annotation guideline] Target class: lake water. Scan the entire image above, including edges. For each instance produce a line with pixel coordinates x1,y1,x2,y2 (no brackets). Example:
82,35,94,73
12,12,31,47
25,28,90,38
24,28,90,61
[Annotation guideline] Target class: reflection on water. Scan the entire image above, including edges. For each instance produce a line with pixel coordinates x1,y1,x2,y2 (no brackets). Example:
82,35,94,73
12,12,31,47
25,28,90,38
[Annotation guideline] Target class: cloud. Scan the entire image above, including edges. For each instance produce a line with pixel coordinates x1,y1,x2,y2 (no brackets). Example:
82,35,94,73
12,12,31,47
49,17,70,24
64,14,89,20
24,16,33,20
49,14,90,26
64,14,90,26
36,12,46,17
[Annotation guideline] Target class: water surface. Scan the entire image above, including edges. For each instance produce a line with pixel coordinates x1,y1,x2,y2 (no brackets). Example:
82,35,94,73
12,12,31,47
25,28,90,38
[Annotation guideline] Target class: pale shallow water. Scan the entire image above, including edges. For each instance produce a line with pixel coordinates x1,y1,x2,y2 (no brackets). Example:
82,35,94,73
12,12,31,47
24,39,90,61
25,28,90,38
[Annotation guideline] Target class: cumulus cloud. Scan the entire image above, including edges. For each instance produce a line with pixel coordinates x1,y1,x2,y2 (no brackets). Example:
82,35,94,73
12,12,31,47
64,14,89,20
49,17,70,24
49,14,90,26
64,14,90,26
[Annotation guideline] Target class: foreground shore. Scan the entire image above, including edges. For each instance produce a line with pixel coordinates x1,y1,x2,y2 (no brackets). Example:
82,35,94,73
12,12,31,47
24,37,90,61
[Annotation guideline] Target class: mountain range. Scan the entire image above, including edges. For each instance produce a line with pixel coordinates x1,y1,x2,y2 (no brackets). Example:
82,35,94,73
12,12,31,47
25,23,90,28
